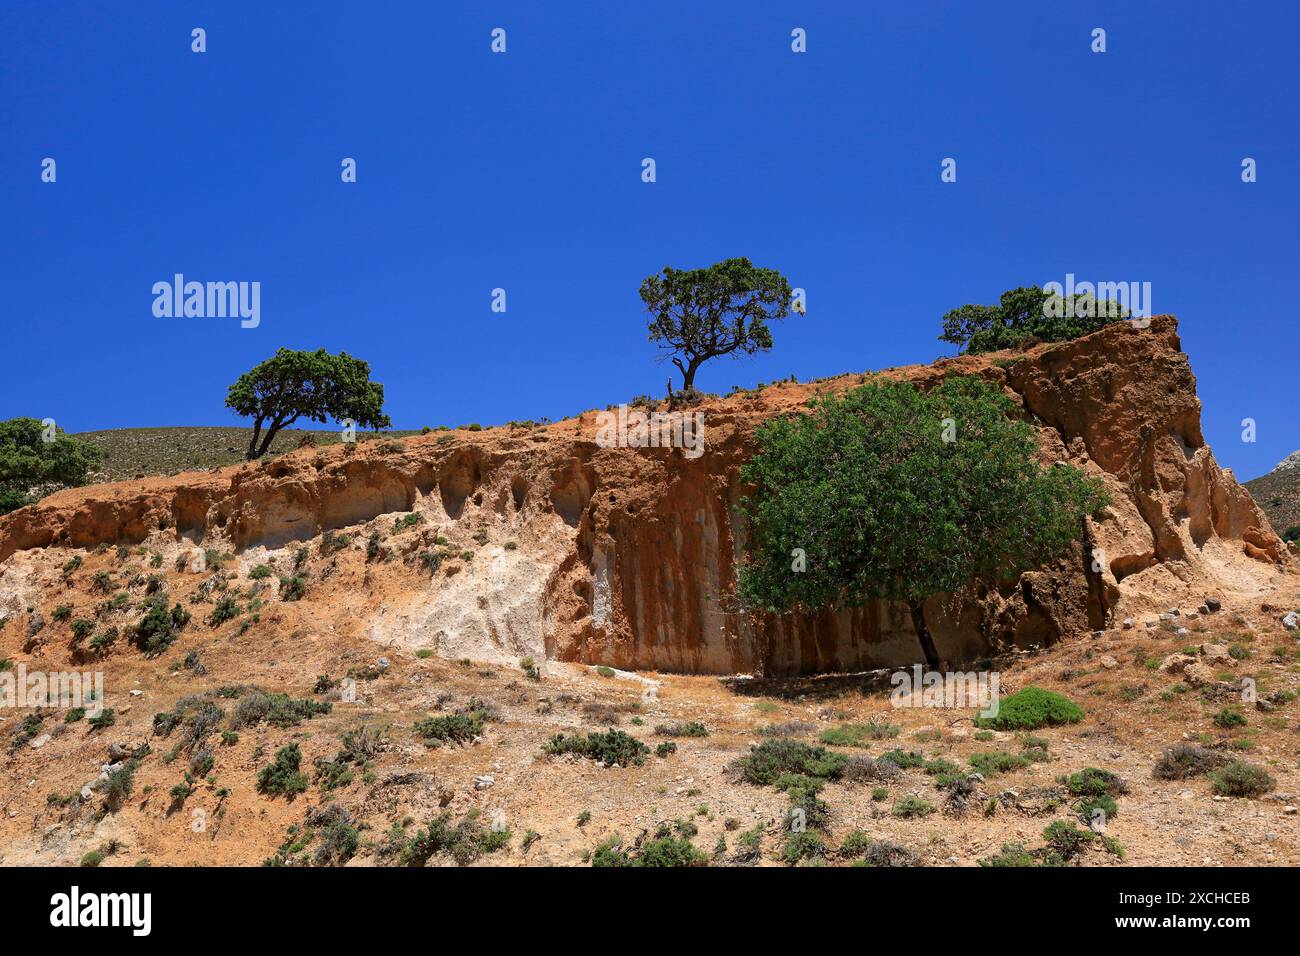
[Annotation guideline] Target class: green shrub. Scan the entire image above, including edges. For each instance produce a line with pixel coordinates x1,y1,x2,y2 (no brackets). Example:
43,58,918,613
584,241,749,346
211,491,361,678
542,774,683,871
320,531,352,555
732,739,846,786
923,758,961,781
101,760,138,812
1212,707,1247,729
1042,820,1095,861
89,628,117,655
781,831,827,865
968,750,1031,776
279,576,307,601
1209,760,1275,798
231,691,330,729
208,595,240,627
257,744,309,796
1075,793,1118,823
414,712,485,746
654,721,708,738
393,512,423,531
892,795,934,818
978,843,1041,867
877,748,923,769
973,686,1083,730
133,596,190,654
544,729,649,766
636,834,709,867
249,564,273,580
1063,767,1127,797
397,811,510,867
590,836,631,867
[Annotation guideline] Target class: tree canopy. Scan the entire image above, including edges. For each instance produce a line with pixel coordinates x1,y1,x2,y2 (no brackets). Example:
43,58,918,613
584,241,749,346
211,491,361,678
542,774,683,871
940,286,1128,354
640,257,794,392
0,417,102,514
736,376,1109,667
225,349,391,459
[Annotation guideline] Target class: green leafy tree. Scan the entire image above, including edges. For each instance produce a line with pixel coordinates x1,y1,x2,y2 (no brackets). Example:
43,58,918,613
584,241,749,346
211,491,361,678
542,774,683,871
736,376,1109,668
640,257,795,392
0,418,102,514
940,286,1128,354
226,349,391,459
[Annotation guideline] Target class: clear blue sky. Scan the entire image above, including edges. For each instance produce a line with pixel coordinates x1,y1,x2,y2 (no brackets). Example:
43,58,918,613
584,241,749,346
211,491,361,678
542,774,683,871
2,1,1296,479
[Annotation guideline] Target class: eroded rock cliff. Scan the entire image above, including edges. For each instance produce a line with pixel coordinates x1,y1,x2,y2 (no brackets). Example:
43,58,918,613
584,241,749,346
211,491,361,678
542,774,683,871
0,316,1288,674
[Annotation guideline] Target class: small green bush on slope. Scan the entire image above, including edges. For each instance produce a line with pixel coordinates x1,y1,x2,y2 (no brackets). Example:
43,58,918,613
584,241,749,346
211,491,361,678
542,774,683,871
974,687,1083,731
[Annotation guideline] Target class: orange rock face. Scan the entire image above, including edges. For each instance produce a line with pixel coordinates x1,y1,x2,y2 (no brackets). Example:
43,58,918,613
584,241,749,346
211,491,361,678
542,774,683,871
0,316,1289,674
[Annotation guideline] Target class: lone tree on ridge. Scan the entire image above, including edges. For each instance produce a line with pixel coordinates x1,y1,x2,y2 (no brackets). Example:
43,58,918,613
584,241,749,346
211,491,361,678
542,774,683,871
640,257,796,393
225,348,391,459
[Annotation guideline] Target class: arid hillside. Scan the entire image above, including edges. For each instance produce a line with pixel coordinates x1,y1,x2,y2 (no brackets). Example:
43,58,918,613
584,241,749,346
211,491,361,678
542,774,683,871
1246,453,1300,542
2,315,1299,868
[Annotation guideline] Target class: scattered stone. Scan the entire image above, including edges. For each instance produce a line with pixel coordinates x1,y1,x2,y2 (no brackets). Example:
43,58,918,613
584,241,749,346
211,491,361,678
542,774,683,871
1282,611,1299,631
1200,644,1234,666
1122,618,1134,629
1205,597,1222,612
473,775,495,790
1256,699,1276,713
1182,662,1218,688
29,734,50,750
1176,627,1190,636
1159,652,1197,674
1100,655,1119,670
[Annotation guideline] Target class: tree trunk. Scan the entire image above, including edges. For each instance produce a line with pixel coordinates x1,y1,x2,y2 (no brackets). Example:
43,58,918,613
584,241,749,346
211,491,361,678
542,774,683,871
681,358,702,392
245,418,264,460
256,423,283,458
907,599,943,670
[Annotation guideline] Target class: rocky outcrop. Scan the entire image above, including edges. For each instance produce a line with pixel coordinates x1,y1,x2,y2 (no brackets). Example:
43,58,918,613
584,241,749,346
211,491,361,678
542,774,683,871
0,316,1289,674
